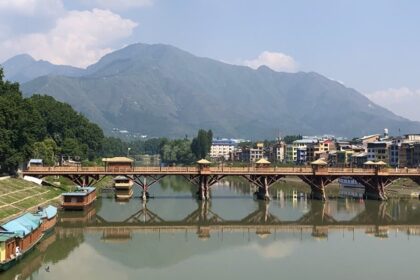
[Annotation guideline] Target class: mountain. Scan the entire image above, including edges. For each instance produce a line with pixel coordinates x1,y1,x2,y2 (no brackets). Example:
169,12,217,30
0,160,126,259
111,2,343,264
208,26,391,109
14,43,420,138
1,54,84,83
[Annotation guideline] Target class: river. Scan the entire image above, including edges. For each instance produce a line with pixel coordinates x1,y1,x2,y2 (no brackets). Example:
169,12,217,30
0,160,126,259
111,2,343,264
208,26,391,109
2,177,420,280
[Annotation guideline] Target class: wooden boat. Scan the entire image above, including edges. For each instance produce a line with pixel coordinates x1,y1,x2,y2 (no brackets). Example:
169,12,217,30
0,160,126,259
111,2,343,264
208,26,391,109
61,186,97,210
0,205,57,272
114,176,134,200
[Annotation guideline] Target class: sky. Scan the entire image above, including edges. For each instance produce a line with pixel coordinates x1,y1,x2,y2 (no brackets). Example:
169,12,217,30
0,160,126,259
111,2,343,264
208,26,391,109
0,0,419,121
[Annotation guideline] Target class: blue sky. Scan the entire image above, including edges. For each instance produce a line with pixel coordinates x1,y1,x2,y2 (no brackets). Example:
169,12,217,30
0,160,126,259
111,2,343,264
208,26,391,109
1,0,420,120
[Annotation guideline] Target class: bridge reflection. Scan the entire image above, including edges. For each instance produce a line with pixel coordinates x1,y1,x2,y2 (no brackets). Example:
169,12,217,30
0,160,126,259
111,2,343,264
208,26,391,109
57,199,420,240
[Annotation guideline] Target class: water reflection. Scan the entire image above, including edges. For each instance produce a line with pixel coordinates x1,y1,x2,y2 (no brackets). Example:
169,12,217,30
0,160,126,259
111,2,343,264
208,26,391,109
2,189,420,279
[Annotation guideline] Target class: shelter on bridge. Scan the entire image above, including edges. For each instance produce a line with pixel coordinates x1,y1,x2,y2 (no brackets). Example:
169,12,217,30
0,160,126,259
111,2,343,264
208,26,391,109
256,158,271,168
103,157,134,171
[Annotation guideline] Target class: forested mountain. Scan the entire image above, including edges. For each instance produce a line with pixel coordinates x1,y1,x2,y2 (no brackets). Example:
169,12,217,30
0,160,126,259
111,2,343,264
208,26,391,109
2,54,83,83
0,69,103,174
4,43,420,138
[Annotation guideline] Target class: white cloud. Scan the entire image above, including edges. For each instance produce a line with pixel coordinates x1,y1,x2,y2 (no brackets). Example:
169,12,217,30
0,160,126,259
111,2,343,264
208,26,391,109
366,87,420,121
0,0,64,16
243,51,298,72
88,0,153,10
0,9,138,67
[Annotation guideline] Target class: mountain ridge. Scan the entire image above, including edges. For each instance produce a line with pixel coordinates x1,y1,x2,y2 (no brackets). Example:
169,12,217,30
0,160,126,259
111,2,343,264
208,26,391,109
4,43,419,138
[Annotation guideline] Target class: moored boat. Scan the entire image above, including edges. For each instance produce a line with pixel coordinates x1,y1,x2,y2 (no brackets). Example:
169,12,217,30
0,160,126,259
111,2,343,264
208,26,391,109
36,205,58,234
114,176,134,200
61,186,97,210
0,205,57,272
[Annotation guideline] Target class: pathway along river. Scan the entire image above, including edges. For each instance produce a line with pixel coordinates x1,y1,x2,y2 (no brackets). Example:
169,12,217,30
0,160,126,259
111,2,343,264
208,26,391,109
2,177,420,280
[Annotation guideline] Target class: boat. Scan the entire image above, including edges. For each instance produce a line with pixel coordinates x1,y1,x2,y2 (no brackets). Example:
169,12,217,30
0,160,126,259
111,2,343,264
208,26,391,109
0,205,58,271
338,177,365,199
36,205,58,234
114,176,134,200
61,186,97,210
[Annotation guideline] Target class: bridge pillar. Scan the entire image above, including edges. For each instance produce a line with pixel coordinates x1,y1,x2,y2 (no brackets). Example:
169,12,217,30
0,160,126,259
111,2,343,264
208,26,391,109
243,175,285,200
183,175,225,200
298,176,337,200
354,176,396,200
131,175,166,200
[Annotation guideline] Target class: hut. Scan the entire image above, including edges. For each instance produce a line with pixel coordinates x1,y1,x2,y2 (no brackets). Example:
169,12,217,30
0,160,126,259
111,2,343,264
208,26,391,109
197,159,211,171
102,157,134,171
256,158,271,168
311,158,328,171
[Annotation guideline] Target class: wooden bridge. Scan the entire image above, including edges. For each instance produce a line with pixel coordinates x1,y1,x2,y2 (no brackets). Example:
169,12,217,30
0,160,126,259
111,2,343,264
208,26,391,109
23,165,420,200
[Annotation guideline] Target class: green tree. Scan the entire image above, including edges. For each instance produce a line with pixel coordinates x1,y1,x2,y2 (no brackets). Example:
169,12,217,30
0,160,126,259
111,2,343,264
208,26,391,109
191,129,213,159
32,138,58,166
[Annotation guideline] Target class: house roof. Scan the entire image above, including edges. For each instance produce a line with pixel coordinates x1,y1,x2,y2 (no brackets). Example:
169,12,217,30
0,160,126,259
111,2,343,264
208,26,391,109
0,232,16,242
29,159,43,164
197,159,211,164
256,158,271,164
1,213,41,237
102,157,133,163
311,159,328,165
37,205,57,220
62,186,96,196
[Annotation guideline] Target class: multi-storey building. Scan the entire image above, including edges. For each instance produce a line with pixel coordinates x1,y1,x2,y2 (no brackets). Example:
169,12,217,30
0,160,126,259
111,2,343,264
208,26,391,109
209,138,238,160
240,143,265,162
399,142,420,167
367,141,390,162
292,139,318,162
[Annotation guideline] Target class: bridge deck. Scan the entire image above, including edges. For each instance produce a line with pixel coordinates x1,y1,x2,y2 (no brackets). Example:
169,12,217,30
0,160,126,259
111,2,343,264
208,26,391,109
23,166,420,177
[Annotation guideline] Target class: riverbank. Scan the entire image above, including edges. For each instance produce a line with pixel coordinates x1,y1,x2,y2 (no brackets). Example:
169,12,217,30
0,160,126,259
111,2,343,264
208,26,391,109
0,178,62,222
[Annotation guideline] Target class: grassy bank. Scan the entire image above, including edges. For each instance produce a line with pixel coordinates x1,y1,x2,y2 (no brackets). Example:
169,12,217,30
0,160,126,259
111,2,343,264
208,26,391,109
0,178,62,222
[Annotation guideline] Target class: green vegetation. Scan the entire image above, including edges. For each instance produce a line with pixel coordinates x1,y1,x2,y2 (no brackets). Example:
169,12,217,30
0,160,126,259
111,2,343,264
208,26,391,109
0,178,62,221
191,129,212,159
0,68,104,174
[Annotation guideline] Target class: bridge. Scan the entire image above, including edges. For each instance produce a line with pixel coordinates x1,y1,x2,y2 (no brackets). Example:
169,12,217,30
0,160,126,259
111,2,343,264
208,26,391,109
23,165,420,200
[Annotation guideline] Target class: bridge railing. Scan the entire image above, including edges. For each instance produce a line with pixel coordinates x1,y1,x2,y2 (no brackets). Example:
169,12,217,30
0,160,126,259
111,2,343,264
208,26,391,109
24,166,420,175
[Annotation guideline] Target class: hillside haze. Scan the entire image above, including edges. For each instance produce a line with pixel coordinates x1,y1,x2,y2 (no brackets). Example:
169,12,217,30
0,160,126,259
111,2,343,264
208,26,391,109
9,43,420,138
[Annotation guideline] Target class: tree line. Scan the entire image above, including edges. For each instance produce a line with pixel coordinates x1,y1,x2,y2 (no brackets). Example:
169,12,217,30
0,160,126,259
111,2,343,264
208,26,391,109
0,69,214,173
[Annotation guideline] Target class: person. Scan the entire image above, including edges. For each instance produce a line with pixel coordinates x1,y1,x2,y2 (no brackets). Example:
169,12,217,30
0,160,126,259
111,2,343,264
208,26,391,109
15,246,22,256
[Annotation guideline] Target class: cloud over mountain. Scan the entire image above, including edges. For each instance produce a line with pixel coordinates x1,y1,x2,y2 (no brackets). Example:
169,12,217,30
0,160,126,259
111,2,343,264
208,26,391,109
243,51,298,72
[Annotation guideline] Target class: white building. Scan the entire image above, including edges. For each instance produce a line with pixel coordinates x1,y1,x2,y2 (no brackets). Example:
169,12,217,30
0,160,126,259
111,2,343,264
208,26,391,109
292,139,318,162
210,139,239,160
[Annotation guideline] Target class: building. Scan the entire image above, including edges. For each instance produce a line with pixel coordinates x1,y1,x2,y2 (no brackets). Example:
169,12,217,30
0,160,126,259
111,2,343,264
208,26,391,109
367,142,390,162
268,140,286,162
292,139,318,163
209,138,238,160
102,157,134,171
399,142,420,167
405,134,420,142
240,143,265,162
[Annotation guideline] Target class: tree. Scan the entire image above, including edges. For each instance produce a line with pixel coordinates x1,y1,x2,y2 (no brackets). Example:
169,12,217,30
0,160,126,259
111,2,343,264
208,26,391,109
32,138,58,166
191,129,213,159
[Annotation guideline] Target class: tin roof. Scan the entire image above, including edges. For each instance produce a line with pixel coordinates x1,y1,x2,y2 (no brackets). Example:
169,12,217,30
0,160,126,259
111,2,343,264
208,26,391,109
29,159,43,164
38,205,57,220
0,232,16,242
1,213,41,237
62,186,96,196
